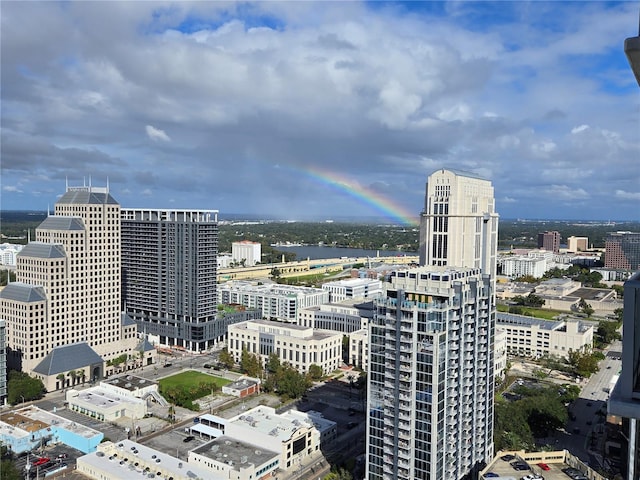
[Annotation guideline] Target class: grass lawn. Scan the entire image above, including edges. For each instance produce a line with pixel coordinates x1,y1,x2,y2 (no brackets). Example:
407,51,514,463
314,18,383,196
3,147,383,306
159,370,231,391
497,303,567,321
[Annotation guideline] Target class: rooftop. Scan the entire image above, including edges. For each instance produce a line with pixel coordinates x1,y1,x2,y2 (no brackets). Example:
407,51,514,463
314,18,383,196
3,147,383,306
191,435,278,470
103,375,157,392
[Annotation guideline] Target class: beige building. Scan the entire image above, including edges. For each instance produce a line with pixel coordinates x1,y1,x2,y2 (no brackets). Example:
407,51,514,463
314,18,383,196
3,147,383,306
567,236,589,252
297,301,369,333
497,312,593,359
349,328,368,369
231,241,261,266
0,185,140,390
65,386,147,423
494,327,508,379
227,319,342,375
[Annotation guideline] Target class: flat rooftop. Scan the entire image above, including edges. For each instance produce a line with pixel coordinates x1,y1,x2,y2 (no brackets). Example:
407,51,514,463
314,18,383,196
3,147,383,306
103,374,157,391
1,406,100,440
70,387,145,409
191,435,278,469
482,451,599,480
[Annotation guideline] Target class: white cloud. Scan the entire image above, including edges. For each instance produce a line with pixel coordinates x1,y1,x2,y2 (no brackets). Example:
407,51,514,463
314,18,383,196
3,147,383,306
145,125,171,142
141,189,152,196
571,125,589,134
3,185,23,193
615,190,640,200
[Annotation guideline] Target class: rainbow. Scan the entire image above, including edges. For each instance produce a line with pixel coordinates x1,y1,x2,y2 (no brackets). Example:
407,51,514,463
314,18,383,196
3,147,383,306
304,166,419,226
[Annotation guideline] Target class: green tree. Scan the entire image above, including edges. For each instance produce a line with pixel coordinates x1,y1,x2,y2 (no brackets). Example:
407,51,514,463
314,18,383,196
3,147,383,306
168,405,175,423
7,371,45,405
240,349,262,377
577,298,594,317
324,466,353,480
266,353,282,374
56,373,66,390
596,320,622,347
270,267,282,280
0,459,22,480
308,364,323,380
218,348,235,370
0,269,17,286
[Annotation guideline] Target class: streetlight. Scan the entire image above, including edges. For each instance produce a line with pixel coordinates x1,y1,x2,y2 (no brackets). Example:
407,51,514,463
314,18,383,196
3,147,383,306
626,11,640,85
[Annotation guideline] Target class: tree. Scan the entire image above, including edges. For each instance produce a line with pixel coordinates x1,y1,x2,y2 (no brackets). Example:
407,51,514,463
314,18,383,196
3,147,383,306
79,370,87,384
0,269,17,286
68,370,77,386
0,459,21,480
240,349,262,377
168,405,176,424
7,371,45,405
308,364,323,380
577,298,594,317
270,267,282,280
266,353,282,374
218,348,235,370
596,320,621,346
56,373,66,390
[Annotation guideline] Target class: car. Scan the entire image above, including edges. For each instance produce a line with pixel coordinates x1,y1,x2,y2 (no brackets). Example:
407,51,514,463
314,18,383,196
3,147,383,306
501,454,516,462
511,461,530,471
32,457,50,467
484,473,499,478
607,366,612,369
57,453,68,459
538,462,550,471
183,435,195,443
203,364,213,369
163,363,172,368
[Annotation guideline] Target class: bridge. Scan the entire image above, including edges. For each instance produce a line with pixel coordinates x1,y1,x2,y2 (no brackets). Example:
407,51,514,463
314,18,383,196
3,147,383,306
218,255,419,281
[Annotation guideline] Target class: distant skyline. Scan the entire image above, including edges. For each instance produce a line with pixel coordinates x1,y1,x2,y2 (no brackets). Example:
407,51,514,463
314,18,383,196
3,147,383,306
2,1,639,223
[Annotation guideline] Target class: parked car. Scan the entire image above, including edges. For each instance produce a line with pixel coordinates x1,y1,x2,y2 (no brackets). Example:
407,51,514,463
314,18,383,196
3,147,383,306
183,435,195,443
511,461,530,471
537,462,550,471
501,454,516,462
484,473,499,478
32,457,50,467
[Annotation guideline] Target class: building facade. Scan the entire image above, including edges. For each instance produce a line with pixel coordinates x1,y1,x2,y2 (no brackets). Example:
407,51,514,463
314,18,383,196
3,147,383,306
608,271,640,480
0,185,139,388
567,236,589,252
605,232,640,270
227,319,342,375
0,319,6,404
367,268,495,480
218,281,329,322
497,312,594,359
121,209,219,352
418,169,499,279
321,278,383,303
538,231,561,253
232,240,261,266
297,301,370,333
501,256,548,279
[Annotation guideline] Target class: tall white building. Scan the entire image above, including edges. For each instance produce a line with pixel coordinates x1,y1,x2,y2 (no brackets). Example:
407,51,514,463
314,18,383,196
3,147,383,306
232,240,261,266
368,169,498,480
367,268,494,480
0,185,139,391
418,169,498,279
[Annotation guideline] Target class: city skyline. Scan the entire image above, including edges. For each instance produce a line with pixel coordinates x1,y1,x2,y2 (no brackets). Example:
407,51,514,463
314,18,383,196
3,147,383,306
2,2,639,223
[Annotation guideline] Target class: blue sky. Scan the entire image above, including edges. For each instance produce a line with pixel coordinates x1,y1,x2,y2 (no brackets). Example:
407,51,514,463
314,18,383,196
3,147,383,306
1,1,638,223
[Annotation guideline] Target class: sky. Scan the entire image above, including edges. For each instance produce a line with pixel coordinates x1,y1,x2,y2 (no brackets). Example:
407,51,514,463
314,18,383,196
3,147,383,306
1,1,639,224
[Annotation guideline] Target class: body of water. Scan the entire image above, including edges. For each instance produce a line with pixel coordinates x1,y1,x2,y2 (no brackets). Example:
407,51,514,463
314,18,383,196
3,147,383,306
274,245,417,261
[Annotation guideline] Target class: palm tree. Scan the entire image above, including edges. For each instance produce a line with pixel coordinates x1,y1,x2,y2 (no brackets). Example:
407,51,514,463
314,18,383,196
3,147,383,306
56,373,66,391
79,370,86,384
138,350,145,370
168,405,175,424
68,370,77,386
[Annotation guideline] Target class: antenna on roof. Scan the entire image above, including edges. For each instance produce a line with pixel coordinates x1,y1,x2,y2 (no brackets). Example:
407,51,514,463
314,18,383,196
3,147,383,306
65,177,69,191
89,175,92,192
106,176,109,193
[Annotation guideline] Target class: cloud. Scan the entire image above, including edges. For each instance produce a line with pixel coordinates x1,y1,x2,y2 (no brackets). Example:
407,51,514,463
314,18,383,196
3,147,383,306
145,125,171,142
3,185,23,193
0,1,637,220
615,190,640,200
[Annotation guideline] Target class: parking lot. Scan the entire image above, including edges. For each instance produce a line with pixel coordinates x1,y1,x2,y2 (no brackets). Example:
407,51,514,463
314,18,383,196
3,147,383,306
483,454,591,480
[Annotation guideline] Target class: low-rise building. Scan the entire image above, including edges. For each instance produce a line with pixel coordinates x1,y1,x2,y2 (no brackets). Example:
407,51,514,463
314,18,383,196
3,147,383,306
66,387,147,423
497,312,593,359
221,376,261,398
297,300,372,333
494,327,508,379
77,439,220,480
348,328,368,369
0,406,103,455
218,281,329,322
227,319,342,375
321,278,382,302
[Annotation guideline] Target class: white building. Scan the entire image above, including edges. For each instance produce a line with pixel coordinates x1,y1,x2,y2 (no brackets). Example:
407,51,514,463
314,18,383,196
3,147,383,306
321,278,382,302
497,312,594,359
349,328,368,369
232,241,261,266
227,319,342,375
367,267,495,480
501,255,548,278
297,300,370,333
77,439,221,480
65,387,147,423
218,281,329,322
494,327,508,379
0,243,22,266
418,168,499,279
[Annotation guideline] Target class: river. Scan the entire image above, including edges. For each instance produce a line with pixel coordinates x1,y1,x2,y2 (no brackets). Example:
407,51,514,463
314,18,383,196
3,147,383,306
272,245,417,260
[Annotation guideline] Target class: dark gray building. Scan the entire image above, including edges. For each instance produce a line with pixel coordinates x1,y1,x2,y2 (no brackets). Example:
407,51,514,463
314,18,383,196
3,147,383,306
121,209,226,352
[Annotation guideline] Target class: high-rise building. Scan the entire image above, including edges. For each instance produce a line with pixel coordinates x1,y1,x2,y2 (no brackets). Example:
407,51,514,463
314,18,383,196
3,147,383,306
537,231,561,254
608,271,640,480
121,209,221,352
567,236,589,252
605,232,640,270
368,169,497,480
0,319,6,404
418,169,498,278
367,268,494,480
0,185,139,391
